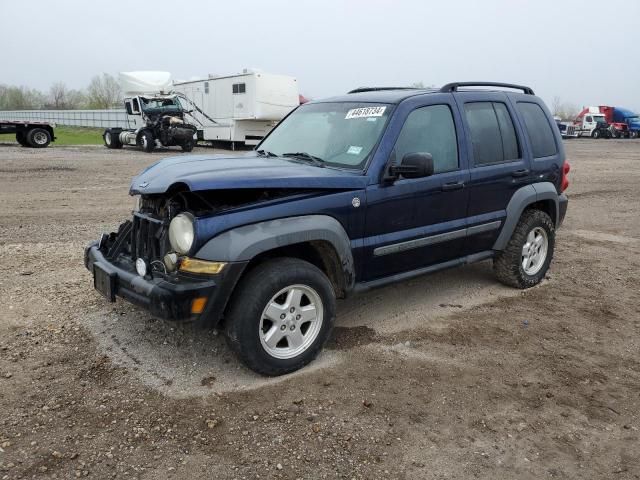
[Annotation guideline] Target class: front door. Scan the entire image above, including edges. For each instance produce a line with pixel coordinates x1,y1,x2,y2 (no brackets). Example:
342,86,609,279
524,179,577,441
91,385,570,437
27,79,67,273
362,100,470,281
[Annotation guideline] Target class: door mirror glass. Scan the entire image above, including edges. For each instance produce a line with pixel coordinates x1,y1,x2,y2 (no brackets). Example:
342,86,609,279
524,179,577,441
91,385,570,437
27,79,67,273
391,152,434,179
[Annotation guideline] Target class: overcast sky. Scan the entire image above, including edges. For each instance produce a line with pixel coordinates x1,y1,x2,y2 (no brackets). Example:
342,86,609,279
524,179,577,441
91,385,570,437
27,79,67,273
4,0,640,110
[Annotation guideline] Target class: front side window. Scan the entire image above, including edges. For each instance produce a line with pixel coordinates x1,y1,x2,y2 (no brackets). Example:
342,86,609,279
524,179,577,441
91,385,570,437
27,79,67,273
464,102,520,165
586,116,593,123
258,102,391,169
517,102,558,158
393,105,459,174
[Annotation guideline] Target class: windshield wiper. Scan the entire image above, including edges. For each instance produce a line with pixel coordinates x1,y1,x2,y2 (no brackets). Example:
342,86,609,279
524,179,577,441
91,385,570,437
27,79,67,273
256,149,278,157
282,152,325,167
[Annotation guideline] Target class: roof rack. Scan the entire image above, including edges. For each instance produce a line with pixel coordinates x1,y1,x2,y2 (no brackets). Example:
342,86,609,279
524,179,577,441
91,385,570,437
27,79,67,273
347,87,420,94
440,82,535,95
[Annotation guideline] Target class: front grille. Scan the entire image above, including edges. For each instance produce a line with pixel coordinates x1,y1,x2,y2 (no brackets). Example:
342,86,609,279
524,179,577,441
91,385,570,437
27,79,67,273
131,212,167,261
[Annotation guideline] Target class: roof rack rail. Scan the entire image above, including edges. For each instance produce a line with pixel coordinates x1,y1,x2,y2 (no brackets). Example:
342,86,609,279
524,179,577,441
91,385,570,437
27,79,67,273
348,87,419,94
440,82,535,95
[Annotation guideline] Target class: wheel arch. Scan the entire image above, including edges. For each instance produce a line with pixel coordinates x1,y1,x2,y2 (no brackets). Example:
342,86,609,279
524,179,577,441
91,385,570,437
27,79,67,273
195,215,355,299
493,182,560,251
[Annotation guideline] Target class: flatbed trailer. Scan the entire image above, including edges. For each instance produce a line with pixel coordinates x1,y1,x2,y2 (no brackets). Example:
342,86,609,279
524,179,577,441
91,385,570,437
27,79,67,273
0,120,55,147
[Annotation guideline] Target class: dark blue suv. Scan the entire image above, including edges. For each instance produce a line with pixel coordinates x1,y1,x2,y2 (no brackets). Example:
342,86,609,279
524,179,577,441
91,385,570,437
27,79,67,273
85,82,570,375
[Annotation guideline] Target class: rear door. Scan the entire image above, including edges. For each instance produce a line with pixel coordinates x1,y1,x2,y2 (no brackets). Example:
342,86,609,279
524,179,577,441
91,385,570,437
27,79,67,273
454,93,530,255
362,96,470,281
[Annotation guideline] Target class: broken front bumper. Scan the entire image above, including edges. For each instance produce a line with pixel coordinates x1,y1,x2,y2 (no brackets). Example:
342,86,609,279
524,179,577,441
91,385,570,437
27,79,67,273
84,241,246,325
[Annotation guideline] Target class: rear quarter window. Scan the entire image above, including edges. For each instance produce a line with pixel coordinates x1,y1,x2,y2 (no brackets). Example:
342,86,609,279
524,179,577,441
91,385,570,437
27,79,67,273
517,102,558,158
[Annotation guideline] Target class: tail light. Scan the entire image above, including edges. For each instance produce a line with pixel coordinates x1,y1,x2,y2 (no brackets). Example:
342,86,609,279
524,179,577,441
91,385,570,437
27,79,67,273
560,161,570,192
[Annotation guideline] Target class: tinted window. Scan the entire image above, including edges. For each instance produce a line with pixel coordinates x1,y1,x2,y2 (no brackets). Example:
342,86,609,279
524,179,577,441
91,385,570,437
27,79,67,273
464,102,520,165
394,105,458,174
232,83,246,94
517,102,558,158
494,103,519,161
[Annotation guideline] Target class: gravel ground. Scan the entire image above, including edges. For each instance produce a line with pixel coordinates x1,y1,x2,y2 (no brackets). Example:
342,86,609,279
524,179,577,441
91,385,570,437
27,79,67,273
0,140,639,479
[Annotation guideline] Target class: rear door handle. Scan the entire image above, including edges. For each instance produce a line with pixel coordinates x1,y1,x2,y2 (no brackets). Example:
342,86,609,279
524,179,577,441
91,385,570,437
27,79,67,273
441,181,465,191
511,169,530,178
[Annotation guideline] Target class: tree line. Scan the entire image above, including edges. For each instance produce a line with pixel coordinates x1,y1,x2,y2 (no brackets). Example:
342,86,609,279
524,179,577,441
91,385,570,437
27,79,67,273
0,73,121,110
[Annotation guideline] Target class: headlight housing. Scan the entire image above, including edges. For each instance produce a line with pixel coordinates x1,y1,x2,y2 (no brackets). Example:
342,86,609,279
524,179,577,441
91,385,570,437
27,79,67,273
168,213,195,254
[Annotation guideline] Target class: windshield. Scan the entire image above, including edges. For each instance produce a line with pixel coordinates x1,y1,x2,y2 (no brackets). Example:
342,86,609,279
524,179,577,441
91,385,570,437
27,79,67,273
593,115,606,123
626,116,640,123
258,102,392,169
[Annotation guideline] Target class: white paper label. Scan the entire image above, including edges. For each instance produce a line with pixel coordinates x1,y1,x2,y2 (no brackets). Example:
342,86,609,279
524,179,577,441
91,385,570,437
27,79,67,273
347,146,363,155
345,106,386,119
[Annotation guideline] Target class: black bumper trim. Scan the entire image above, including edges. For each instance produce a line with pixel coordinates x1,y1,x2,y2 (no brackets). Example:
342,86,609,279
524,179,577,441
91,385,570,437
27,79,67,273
85,243,247,324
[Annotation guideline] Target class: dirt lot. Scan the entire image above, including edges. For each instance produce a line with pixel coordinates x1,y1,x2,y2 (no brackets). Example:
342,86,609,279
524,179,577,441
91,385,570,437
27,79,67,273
0,140,639,479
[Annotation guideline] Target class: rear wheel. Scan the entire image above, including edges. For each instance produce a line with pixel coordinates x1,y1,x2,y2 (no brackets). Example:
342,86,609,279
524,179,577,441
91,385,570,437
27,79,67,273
26,128,51,148
225,258,336,376
494,209,555,289
15,132,28,147
103,130,122,149
137,130,155,153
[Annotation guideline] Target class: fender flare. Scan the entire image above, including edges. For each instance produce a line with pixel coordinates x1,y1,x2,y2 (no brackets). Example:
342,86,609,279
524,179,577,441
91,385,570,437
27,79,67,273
195,214,355,291
493,182,559,250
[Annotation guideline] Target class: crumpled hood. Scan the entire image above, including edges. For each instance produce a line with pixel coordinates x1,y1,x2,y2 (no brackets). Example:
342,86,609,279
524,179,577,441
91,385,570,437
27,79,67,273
129,153,368,195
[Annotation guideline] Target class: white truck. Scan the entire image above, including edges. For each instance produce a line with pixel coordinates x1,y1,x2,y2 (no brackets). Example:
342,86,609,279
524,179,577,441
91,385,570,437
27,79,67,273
103,72,199,153
574,107,611,138
173,70,299,147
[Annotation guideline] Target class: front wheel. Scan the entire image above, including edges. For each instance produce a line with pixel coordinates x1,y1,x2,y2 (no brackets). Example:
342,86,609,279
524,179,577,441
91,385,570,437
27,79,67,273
137,130,155,153
592,129,601,139
631,131,639,139
494,209,555,289
225,258,336,376
181,138,195,152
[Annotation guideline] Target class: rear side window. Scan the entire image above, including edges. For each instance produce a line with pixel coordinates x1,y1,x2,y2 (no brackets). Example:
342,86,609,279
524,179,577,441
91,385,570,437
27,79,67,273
464,102,520,165
394,104,459,174
517,102,558,158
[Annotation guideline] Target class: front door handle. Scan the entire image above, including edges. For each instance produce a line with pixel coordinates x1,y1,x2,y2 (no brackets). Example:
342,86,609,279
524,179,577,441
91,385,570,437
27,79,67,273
511,169,530,178
441,181,465,191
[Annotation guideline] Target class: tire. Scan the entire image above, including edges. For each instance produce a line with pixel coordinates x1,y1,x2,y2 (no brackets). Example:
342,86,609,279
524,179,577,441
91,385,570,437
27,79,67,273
26,128,51,148
15,132,28,147
137,130,155,153
493,209,555,289
225,258,336,376
631,131,639,139
592,129,600,139
181,138,195,152
103,130,122,149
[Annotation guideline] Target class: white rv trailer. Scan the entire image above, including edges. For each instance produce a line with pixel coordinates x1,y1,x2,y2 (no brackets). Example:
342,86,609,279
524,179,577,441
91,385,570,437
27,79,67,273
173,71,299,146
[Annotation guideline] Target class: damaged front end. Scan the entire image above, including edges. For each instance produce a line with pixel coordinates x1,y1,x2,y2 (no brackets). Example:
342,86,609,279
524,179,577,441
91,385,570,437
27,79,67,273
84,187,312,324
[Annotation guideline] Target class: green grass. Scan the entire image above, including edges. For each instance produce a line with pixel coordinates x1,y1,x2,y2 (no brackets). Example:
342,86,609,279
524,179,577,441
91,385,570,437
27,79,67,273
0,126,104,145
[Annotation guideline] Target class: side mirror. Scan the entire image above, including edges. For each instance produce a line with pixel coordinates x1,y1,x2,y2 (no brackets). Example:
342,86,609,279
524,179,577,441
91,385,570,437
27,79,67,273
390,152,434,179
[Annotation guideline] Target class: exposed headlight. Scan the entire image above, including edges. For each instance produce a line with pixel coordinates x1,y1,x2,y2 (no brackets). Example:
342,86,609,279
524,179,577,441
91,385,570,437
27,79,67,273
133,196,141,212
169,213,195,254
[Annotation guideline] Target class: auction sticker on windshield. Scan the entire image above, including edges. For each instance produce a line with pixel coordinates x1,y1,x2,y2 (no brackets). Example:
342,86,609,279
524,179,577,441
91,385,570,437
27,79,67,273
345,106,387,119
